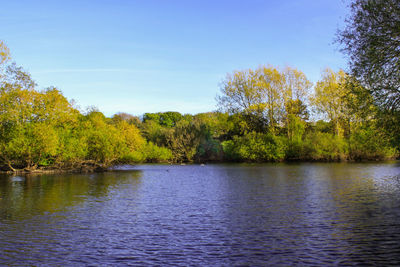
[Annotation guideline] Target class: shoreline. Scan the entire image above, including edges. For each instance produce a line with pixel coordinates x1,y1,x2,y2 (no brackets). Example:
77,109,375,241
0,162,109,175
1,158,398,175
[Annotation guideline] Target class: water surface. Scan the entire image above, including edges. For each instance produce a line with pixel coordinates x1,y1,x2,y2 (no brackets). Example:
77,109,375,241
0,163,399,265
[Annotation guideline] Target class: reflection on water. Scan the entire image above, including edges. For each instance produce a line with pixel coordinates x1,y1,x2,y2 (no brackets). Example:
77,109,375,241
0,163,399,265
0,171,142,220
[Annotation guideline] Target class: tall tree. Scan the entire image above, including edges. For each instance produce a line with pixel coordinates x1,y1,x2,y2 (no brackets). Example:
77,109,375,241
217,68,268,132
338,0,400,110
257,65,284,130
311,68,350,137
282,67,311,140
217,69,263,116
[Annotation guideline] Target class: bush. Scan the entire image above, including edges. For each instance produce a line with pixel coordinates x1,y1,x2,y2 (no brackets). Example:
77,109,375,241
285,139,304,160
349,127,397,160
303,132,348,161
222,132,286,162
143,142,172,163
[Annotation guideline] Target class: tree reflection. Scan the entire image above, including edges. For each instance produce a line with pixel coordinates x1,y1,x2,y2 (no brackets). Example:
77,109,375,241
0,171,142,220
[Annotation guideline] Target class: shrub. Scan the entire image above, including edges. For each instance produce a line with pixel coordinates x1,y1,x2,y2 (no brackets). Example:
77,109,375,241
222,132,286,162
349,127,397,160
303,132,348,161
143,142,172,163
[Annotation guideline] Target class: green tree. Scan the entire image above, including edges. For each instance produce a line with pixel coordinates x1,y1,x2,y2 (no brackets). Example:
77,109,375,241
165,119,204,162
141,119,171,147
257,65,284,131
222,132,286,162
338,0,400,110
311,68,350,137
217,68,267,131
143,112,160,123
111,112,141,127
303,132,348,161
159,111,183,127
0,64,67,170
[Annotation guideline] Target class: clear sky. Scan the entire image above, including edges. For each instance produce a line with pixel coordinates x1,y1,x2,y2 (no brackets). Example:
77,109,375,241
1,0,348,116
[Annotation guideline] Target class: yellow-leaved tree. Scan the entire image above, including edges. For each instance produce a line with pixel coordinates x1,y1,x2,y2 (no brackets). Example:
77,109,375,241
311,68,350,138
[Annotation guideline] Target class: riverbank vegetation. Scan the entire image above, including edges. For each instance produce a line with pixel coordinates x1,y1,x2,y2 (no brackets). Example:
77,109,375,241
1,3,399,173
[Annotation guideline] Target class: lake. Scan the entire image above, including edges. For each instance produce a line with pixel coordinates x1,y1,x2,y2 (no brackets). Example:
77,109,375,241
0,163,399,265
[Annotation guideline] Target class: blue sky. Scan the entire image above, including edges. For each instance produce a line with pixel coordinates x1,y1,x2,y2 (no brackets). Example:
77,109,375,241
1,0,348,116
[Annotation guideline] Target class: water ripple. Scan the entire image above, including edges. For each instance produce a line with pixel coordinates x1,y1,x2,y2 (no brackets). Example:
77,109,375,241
0,163,399,265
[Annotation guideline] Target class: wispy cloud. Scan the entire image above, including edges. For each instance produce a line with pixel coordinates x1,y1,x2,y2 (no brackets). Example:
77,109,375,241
31,68,219,77
32,68,143,74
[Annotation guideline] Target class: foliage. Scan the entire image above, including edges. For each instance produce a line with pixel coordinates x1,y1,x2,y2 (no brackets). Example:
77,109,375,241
285,115,306,159
112,112,141,127
338,0,400,110
84,111,126,164
310,68,350,137
143,111,183,127
165,119,203,162
349,126,397,160
0,60,169,170
222,132,286,162
303,132,348,161
141,119,170,147
0,40,398,169
217,65,311,133
376,110,400,151
142,142,173,163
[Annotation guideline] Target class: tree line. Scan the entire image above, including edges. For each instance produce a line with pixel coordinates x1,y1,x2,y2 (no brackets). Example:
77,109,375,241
1,0,400,172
